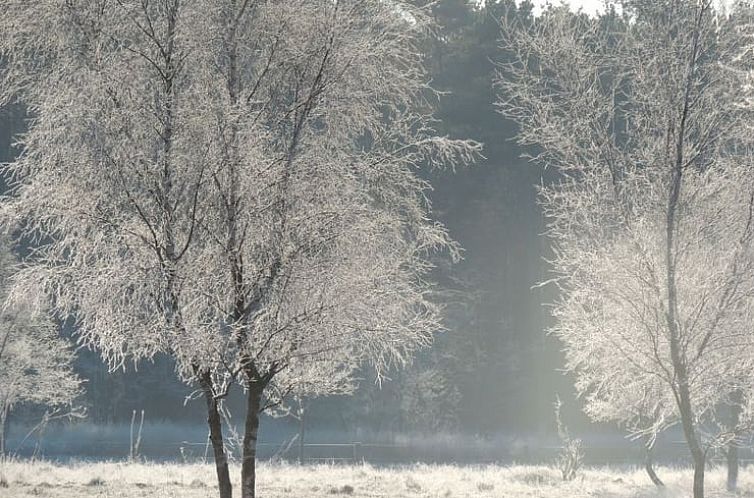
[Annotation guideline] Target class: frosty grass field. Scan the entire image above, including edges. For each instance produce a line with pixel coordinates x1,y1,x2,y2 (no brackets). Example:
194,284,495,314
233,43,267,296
0,461,752,498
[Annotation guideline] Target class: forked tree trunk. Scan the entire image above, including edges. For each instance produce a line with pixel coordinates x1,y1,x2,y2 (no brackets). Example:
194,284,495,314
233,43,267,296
727,389,743,492
197,371,234,498
241,383,264,498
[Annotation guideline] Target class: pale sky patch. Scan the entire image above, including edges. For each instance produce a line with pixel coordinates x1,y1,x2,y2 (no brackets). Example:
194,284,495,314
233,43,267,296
516,0,732,17
518,0,607,16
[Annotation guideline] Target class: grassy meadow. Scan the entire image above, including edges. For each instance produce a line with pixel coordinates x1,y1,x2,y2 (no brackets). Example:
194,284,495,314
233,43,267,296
1,460,753,497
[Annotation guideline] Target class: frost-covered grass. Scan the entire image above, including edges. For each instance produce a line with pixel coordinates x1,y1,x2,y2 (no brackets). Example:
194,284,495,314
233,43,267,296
0,459,752,497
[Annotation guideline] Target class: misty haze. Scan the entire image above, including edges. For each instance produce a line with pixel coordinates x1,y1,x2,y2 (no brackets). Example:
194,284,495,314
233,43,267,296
1,1,753,497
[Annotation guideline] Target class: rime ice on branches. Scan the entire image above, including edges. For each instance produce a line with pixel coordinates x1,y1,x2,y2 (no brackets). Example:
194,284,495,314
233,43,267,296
0,2,479,497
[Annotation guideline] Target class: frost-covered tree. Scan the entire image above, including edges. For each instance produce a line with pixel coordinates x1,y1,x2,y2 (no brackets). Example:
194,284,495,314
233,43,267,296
0,242,82,456
190,4,476,495
496,2,754,497
0,1,478,497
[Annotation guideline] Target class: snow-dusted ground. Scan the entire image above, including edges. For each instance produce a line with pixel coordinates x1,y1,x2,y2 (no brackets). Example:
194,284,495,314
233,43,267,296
0,460,750,497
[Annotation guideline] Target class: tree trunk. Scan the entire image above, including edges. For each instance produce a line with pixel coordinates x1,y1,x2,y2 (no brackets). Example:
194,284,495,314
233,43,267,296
241,383,264,498
677,382,706,498
727,389,742,492
692,454,705,498
202,383,233,498
644,440,664,487
298,404,306,465
663,5,708,495
0,406,7,456
727,443,738,493
205,395,233,498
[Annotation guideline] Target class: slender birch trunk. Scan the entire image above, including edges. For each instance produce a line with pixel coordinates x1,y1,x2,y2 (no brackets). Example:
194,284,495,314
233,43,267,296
241,382,264,498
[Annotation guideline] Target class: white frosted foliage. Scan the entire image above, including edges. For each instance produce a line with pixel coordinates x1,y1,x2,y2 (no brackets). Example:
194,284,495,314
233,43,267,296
0,0,480,414
497,0,754,453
